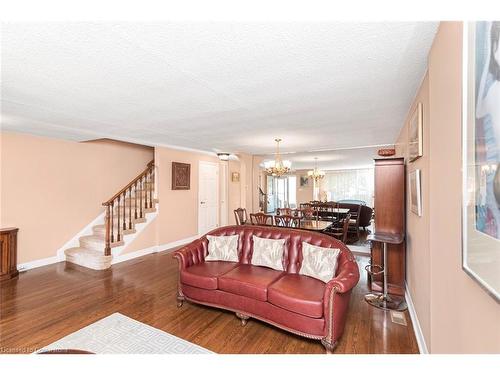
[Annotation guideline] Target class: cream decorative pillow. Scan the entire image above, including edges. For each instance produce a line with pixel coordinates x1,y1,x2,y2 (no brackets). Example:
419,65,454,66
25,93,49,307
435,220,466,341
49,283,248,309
251,235,286,271
300,242,341,283
205,235,239,262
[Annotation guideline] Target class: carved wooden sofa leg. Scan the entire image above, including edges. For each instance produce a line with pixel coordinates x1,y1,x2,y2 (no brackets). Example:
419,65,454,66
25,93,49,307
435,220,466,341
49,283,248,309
176,295,185,308
235,312,250,326
321,338,337,354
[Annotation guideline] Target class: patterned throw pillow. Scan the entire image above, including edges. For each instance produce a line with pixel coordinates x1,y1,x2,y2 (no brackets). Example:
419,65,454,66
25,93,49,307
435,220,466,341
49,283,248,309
205,235,239,262
300,242,341,283
251,235,286,271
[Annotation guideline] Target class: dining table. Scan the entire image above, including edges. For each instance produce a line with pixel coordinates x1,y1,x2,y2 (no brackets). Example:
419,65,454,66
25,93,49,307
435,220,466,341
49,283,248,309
271,219,333,232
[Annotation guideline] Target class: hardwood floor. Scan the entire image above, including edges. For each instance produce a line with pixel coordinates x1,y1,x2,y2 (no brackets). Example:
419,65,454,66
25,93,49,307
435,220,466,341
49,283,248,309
0,250,418,354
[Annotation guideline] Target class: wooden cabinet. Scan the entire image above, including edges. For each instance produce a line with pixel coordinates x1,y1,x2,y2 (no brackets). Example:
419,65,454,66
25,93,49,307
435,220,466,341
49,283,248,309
370,158,406,296
1,228,19,282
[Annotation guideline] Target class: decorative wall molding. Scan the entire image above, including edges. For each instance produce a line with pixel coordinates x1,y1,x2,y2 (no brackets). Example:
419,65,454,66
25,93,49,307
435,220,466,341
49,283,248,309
405,282,429,354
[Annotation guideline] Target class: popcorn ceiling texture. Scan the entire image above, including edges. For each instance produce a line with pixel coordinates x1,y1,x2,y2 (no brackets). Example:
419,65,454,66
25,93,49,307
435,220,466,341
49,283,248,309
1,22,437,154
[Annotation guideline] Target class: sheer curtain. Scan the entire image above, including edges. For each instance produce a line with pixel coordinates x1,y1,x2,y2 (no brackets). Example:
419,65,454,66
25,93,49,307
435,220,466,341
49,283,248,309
323,168,374,206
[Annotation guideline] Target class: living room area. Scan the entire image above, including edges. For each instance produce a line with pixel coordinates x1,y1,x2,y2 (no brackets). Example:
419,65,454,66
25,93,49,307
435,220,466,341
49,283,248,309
1,1,499,372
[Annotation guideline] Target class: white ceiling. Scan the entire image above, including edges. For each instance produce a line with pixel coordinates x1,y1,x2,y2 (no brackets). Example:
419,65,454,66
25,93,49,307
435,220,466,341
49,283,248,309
1,22,437,157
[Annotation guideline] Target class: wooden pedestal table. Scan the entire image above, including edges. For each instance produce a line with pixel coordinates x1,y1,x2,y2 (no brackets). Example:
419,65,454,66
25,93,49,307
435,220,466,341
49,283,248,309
364,232,407,311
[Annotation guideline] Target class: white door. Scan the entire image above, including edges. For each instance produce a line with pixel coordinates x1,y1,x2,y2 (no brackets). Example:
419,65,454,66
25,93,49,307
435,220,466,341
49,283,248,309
198,161,219,235
219,162,229,226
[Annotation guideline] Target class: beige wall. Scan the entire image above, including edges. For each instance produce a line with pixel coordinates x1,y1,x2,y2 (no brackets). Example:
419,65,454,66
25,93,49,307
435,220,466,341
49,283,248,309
0,132,154,263
395,72,431,348
396,22,500,353
155,147,219,244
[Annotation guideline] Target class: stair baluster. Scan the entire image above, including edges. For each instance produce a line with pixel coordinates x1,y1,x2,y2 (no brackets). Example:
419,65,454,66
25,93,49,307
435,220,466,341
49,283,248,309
122,191,126,231
139,177,143,218
128,186,132,229
117,194,121,242
149,169,153,208
102,160,154,256
105,205,111,255
134,181,138,219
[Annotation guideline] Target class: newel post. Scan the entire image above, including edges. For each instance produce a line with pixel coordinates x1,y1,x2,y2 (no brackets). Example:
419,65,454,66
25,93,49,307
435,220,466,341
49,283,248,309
104,204,111,256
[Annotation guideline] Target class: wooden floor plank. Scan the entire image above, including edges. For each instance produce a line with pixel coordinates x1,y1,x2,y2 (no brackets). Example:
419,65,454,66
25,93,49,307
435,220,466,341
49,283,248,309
0,250,419,354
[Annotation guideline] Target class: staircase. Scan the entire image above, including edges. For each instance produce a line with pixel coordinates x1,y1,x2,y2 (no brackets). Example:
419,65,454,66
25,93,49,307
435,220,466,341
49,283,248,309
65,160,156,270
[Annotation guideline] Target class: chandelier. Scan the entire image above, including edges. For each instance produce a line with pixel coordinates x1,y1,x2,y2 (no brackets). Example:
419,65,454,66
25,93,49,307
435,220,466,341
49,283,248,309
264,138,292,177
308,157,325,182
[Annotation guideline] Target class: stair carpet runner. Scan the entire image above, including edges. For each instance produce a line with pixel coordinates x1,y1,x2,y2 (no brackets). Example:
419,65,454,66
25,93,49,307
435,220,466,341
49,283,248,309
65,181,156,270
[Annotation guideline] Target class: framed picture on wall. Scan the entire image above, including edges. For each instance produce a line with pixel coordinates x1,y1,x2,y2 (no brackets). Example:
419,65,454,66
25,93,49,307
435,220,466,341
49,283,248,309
409,169,422,216
408,102,423,162
299,175,309,187
231,172,240,182
172,162,191,190
462,21,500,302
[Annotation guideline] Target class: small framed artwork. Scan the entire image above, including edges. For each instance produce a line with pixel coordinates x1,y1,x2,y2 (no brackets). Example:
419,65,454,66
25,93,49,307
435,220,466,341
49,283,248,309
172,162,190,190
462,22,500,301
409,169,422,216
299,175,309,187
408,102,423,162
231,172,240,182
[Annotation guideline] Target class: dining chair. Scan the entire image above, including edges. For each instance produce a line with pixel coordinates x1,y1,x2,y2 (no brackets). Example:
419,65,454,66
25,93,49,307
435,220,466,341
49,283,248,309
347,205,362,241
276,207,292,216
296,207,316,220
275,215,301,228
250,212,273,226
299,203,311,210
328,213,351,243
234,208,248,225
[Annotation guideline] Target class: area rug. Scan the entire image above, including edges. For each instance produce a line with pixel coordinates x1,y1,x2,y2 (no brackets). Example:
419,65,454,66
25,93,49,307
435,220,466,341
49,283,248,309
38,313,213,354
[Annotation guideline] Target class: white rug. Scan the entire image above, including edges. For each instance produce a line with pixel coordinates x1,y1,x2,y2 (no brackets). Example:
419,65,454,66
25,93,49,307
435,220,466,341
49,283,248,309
39,313,213,354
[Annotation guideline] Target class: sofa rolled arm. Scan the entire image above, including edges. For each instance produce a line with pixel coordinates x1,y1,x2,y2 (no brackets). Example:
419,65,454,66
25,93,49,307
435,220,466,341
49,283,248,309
172,238,206,269
326,260,360,294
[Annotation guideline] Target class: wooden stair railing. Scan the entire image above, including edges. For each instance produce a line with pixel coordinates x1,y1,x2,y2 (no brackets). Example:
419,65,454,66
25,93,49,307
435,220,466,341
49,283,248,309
102,160,155,256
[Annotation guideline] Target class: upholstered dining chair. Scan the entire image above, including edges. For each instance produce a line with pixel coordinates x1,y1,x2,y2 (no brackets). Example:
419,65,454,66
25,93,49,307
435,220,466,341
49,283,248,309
276,207,292,216
250,212,273,226
234,208,248,225
275,214,301,228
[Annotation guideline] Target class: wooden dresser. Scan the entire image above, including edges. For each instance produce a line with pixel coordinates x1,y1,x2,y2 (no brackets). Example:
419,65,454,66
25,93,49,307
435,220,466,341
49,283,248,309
0,227,19,282
370,158,406,296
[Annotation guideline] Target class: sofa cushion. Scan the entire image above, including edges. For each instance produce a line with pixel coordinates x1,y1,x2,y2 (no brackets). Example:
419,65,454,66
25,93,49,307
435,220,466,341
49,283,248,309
250,235,285,271
218,264,284,301
181,261,238,290
300,242,341,283
268,274,325,318
205,234,239,262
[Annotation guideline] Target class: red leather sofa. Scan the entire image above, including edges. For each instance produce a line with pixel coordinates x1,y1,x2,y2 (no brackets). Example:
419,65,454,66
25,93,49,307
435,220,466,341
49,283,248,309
173,225,360,353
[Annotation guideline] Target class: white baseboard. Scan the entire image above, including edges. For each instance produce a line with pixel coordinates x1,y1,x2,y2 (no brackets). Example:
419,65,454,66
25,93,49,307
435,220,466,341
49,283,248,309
17,234,199,271
18,256,61,272
405,282,429,354
110,235,199,265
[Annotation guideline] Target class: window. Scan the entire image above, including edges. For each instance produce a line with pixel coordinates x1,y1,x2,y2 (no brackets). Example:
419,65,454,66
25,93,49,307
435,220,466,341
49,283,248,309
323,168,374,206
266,175,297,212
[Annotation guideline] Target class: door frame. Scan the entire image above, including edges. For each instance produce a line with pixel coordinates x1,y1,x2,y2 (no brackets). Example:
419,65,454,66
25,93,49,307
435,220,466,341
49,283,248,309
198,160,220,236
219,162,229,226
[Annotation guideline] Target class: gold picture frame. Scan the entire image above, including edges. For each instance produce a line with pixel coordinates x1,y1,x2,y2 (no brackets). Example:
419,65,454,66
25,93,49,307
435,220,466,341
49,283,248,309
231,172,240,182
408,102,423,162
